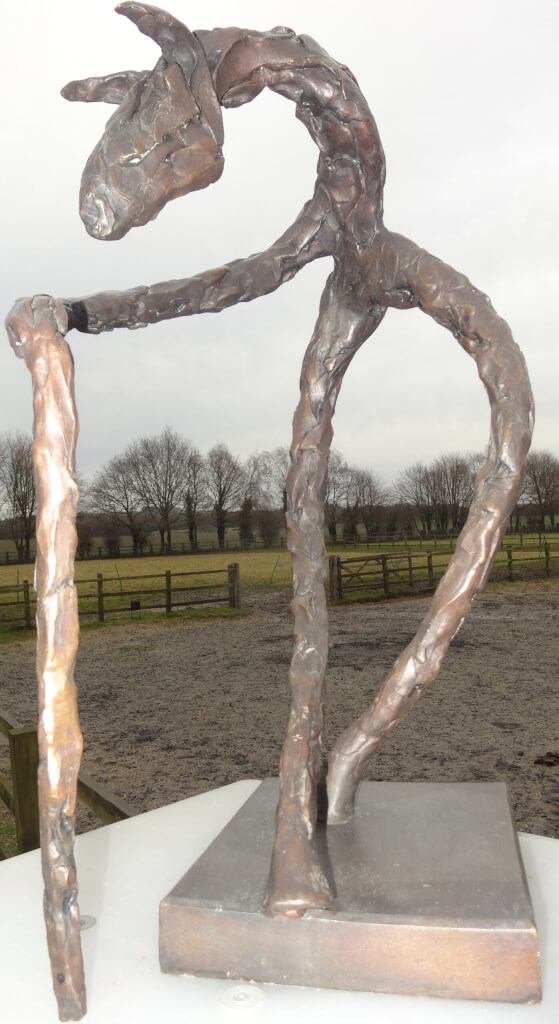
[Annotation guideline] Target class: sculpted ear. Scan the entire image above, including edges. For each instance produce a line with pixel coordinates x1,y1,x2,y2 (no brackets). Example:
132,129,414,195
116,2,199,69
116,2,224,146
61,70,149,104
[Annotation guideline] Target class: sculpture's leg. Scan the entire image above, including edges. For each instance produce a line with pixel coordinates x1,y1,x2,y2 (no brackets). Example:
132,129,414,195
6,296,86,1021
266,273,384,916
327,235,534,823
326,465,524,822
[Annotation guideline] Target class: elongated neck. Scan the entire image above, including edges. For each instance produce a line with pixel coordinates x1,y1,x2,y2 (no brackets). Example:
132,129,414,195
197,26,386,243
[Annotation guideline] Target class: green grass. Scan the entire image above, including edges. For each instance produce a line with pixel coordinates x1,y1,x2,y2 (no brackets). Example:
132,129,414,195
0,549,293,590
0,539,556,632
0,626,36,644
0,820,18,859
0,550,292,634
0,604,251,644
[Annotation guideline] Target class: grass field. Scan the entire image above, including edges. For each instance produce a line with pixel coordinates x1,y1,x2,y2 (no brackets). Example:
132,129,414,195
0,537,556,637
0,536,555,592
0,550,293,637
0,548,294,591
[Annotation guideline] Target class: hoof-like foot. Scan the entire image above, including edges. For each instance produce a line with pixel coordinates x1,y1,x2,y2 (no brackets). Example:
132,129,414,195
326,750,360,824
266,829,334,917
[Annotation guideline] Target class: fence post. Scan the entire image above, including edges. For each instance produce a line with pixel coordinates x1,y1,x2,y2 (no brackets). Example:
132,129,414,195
97,572,104,622
23,580,32,629
329,555,340,600
165,570,172,613
427,553,434,589
8,725,40,853
544,541,551,578
507,546,514,582
228,563,241,608
408,553,413,588
381,555,390,596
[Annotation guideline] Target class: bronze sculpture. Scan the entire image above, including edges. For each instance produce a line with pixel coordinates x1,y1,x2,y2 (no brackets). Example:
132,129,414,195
5,4,534,1019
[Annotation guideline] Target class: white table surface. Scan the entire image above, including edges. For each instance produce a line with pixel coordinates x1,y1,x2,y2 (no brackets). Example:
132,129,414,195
1,779,557,1023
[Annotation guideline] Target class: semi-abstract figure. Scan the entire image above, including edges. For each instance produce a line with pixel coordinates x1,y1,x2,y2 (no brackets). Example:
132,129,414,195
6,4,533,1019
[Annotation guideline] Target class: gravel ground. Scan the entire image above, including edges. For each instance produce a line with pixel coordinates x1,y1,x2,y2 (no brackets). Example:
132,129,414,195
1,579,558,839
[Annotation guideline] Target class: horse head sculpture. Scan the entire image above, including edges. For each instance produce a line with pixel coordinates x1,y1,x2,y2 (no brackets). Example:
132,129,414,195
62,3,224,239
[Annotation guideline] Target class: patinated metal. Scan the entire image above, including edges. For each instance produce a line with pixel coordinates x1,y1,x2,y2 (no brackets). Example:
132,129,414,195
160,779,541,1002
6,297,85,1020
5,4,535,1019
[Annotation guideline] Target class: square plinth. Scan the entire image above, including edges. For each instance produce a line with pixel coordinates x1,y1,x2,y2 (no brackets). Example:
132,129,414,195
159,779,541,1003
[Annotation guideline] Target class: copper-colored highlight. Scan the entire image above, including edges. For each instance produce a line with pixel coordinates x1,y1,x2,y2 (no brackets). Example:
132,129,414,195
6,296,85,1020
7,6,535,1016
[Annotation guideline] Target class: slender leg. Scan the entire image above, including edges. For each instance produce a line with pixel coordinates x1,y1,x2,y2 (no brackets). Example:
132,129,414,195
7,296,86,1021
266,273,384,915
327,235,534,823
327,471,524,823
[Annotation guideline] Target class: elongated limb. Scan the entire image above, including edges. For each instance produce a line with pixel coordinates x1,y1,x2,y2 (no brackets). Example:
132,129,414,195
6,297,85,1021
327,232,534,823
64,190,336,334
266,270,385,915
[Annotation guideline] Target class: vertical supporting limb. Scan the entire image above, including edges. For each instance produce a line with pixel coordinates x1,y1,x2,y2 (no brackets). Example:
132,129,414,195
327,236,534,824
266,273,384,915
6,295,86,1021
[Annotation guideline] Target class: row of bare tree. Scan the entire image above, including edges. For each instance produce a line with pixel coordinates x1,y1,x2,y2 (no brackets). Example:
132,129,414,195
85,429,290,552
1,428,559,558
0,432,36,560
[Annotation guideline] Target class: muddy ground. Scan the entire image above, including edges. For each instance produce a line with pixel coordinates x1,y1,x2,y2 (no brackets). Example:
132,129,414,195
1,579,558,839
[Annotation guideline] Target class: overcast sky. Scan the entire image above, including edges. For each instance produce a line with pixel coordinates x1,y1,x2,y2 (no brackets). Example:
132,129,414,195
1,0,557,485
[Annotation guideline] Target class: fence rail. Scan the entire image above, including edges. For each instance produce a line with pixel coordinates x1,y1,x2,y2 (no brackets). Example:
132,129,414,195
3,528,557,564
0,563,241,631
329,543,559,601
0,709,137,859
2,538,282,562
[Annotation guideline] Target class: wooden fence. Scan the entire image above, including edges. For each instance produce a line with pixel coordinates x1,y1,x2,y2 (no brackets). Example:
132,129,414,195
2,538,281,563
0,708,137,859
329,543,559,601
4,528,556,564
0,563,241,631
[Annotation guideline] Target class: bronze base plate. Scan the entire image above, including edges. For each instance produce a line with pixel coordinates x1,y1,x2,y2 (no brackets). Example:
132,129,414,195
159,779,541,1003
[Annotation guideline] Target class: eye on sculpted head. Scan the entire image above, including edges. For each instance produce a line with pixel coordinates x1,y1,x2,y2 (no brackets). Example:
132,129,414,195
61,2,224,240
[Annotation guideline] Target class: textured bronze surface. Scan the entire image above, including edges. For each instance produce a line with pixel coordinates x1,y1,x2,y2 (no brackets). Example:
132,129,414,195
6,297,85,1020
58,5,534,917
160,779,541,1002
7,4,535,1015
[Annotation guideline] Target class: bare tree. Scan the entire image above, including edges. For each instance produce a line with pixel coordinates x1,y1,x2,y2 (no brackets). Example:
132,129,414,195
130,427,192,552
258,445,290,512
395,462,436,534
238,452,268,548
325,449,348,540
341,466,387,539
0,431,36,560
341,465,362,540
75,512,98,558
524,450,559,529
205,443,246,549
432,453,475,533
396,454,476,534
358,469,387,536
88,452,150,553
184,445,205,550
